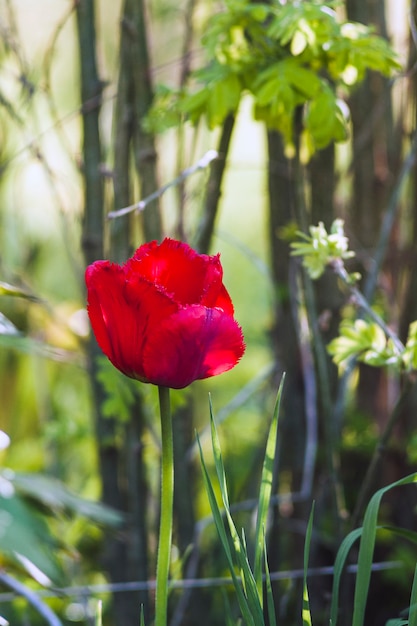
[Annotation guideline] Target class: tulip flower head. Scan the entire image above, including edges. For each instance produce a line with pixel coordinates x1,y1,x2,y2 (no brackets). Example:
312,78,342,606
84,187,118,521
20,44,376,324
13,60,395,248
85,238,245,389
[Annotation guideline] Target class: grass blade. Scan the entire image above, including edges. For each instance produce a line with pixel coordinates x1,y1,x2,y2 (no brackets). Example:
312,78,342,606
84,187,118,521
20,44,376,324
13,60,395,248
207,404,265,625
408,564,417,626
329,528,363,626
254,376,285,601
264,533,277,626
352,473,417,626
302,503,315,626
197,433,256,626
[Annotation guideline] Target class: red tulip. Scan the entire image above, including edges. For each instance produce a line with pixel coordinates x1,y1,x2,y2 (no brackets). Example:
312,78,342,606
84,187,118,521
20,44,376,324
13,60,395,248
85,238,245,389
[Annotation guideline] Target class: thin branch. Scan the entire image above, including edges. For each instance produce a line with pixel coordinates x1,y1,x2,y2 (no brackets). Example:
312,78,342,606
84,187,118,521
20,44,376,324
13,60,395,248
332,259,405,353
107,149,218,220
0,562,400,601
195,114,236,253
350,379,414,528
363,131,417,302
0,571,63,626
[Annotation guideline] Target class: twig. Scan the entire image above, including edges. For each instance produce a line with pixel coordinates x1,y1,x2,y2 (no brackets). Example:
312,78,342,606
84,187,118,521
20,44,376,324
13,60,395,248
363,131,417,302
195,115,235,253
0,571,63,626
351,379,413,528
107,150,218,220
0,562,400,600
332,259,405,354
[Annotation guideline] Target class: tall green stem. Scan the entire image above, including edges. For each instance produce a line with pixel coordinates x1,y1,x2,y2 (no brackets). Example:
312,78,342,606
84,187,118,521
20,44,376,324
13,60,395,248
155,386,173,626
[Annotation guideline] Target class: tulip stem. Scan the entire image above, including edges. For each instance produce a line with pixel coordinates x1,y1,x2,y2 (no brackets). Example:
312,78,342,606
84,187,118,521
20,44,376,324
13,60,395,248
155,385,173,626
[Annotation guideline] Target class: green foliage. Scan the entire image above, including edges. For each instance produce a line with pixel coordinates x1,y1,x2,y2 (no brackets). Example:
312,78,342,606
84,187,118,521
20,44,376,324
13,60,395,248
291,219,355,279
197,382,284,625
402,321,417,372
147,0,400,158
0,486,63,584
330,473,417,626
0,468,123,587
328,318,417,373
327,319,400,368
10,472,124,527
95,356,138,422
290,219,417,375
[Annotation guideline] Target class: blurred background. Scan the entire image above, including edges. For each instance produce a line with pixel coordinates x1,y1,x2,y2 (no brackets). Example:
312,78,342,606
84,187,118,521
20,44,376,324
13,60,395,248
0,0,417,624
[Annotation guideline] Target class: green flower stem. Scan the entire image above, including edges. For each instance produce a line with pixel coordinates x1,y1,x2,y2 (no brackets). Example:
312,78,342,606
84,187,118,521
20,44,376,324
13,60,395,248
155,385,173,626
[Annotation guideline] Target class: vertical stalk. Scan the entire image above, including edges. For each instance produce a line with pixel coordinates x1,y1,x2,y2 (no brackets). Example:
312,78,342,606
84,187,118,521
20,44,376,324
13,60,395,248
155,386,174,626
129,0,162,241
294,155,343,536
76,3,138,624
76,0,103,265
195,113,235,254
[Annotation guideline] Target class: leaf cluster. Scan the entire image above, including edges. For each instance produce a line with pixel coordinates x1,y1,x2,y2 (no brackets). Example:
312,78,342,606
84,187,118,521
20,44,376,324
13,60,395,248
147,0,400,158
328,319,400,368
291,219,355,279
328,319,417,373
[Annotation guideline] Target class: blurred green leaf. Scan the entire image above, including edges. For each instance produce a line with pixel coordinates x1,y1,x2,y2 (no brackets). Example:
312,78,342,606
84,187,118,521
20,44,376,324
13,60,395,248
0,490,63,584
10,472,124,527
0,281,42,302
0,333,82,364
0,312,20,336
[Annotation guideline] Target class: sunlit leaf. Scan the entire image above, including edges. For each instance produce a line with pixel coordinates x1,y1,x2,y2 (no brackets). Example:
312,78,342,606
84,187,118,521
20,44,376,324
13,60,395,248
0,281,42,302
0,312,20,336
0,492,63,584
10,473,124,527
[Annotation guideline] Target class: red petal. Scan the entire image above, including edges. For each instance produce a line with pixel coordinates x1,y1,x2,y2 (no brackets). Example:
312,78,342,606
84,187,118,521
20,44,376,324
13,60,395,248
85,261,177,380
85,261,125,362
130,238,230,308
142,305,245,388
